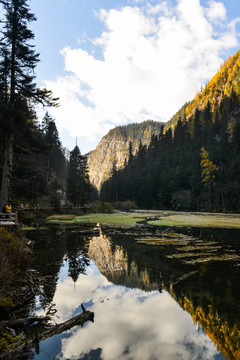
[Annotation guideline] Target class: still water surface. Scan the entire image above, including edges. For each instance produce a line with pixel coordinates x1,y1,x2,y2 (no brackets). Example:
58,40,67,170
23,224,240,360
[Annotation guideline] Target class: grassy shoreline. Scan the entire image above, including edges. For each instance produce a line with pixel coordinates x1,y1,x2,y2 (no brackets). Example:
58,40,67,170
46,210,240,229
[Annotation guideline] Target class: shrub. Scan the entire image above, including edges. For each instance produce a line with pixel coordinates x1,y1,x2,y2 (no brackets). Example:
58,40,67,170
113,200,138,211
89,201,114,213
0,228,30,296
50,193,62,212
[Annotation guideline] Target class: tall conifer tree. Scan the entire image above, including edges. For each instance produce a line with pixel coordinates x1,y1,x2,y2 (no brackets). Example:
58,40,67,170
43,112,66,182
67,145,91,206
0,0,58,208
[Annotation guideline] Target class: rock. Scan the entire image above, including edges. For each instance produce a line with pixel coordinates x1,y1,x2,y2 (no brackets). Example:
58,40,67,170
87,121,164,189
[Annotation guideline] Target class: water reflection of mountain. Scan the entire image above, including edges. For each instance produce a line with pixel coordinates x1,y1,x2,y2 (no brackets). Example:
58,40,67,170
88,232,159,291
170,263,240,360
174,293,240,360
88,228,240,360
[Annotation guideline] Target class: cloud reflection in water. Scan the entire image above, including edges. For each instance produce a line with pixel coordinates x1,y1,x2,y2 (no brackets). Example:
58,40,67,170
46,261,223,360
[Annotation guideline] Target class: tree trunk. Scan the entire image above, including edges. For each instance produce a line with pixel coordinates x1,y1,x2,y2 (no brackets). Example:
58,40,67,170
0,132,14,210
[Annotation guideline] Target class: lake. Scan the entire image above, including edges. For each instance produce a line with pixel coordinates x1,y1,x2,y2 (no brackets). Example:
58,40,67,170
19,223,240,360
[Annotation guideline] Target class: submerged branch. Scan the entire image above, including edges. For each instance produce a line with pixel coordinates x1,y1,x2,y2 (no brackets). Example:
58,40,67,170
38,303,94,341
0,304,94,359
5,315,51,328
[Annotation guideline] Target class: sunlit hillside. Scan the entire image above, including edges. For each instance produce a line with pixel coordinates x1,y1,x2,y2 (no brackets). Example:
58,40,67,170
166,49,240,131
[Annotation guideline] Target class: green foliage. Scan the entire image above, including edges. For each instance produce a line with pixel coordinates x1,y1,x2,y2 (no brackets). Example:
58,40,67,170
0,329,24,353
48,177,64,212
200,147,219,188
74,212,146,225
0,228,30,297
9,115,66,205
90,201,114,213
98,201,113,214
0,0,59,209
50,193,61,212
112,200,138,211
43,112,67,182
67,146,91,206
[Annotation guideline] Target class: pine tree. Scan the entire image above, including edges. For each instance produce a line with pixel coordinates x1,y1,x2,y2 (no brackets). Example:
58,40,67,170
67,146,82,206
0,0,58,208
67,146,91,206
79,153,91,205
43,112,66,182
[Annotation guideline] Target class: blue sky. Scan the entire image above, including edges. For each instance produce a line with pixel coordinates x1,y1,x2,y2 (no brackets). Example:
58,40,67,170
29,0,240,153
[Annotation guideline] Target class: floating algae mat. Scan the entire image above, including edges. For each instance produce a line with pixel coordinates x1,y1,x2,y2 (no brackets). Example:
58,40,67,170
136,229,240,266
136,232,195,246
175,245,221,252
182,254,240,264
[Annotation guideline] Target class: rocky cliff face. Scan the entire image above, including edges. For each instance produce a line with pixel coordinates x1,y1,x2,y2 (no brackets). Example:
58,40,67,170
87,120,163,189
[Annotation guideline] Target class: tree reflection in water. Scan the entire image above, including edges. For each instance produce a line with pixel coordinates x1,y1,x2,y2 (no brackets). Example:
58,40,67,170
25,225,240,360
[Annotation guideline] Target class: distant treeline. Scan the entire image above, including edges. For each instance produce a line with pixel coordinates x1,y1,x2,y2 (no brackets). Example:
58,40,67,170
106,120,164,143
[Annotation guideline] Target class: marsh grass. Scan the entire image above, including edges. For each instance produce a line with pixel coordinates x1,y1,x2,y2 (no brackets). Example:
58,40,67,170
47,214,77,222
74,213,146,225
148,214,240,229
47,212,147,225
47,211,240,229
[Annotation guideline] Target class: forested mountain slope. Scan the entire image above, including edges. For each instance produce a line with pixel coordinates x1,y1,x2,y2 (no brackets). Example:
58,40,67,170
101,49,240,212
87,120,164,189
165,49,240,131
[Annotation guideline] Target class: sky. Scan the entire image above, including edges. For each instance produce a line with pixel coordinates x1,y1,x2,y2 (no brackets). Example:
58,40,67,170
29,0,240,153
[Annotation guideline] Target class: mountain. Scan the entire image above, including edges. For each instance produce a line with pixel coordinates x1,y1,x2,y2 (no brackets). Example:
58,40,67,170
101,48,240,212
165,48,240,131
87,120,164,189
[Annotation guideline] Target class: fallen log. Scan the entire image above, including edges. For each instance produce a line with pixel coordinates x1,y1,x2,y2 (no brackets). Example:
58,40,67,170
0,304,94,359
5,315,51,328
39,303,94,341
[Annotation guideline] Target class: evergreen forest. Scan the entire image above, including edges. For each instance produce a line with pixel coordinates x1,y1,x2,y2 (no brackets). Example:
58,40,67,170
0,0,91,210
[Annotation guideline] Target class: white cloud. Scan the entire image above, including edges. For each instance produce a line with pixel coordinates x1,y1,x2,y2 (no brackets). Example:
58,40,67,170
206,0,226,22
49,262,221,360
45,0,239,151
147,2,173,16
